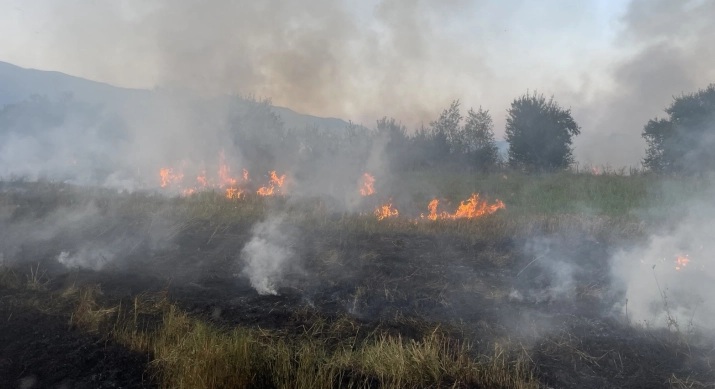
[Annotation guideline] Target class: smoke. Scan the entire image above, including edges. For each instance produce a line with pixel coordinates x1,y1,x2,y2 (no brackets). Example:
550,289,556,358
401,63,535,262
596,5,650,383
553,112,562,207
2,1,713,167
510,232,609,306
239,215,300,295
0,188,178,271
10,0,481,124
611,188,715,332
572,0,715,167
510,237,577,304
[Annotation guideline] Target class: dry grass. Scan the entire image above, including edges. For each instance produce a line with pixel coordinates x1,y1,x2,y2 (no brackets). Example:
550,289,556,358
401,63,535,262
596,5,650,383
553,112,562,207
66,287,537,389
25,262,49,291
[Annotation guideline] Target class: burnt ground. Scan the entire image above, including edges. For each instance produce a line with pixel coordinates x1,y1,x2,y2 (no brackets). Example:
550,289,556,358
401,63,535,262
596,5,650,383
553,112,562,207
0,288,154,389
2,187,715,388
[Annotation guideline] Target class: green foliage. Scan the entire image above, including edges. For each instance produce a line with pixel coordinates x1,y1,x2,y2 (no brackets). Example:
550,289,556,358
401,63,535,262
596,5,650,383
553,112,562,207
430,100,463,154
463,107,500,171
642,84,715,173
416,100,501,171
505,92,580,172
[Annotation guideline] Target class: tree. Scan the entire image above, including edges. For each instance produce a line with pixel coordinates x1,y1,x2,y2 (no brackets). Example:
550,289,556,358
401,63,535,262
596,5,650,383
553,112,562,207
375,116,408,148
642,84,715,174
463,107,500,170
505,92,580,171
430,100,463,154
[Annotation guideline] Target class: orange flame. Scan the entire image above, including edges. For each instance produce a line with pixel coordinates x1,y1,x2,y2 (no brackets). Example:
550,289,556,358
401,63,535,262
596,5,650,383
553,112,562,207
422,193,505,220
225,187,244,199
675,255,690,271
158,150,264,199
425,199,440,220
375,202,399,220
257,171,287,196
218,153,238,187
360,173,375,196
196,170,209,187
159,168,184,188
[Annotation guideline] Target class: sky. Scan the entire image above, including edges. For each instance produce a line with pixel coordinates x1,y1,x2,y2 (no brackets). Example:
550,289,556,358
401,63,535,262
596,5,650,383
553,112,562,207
0,0,713,167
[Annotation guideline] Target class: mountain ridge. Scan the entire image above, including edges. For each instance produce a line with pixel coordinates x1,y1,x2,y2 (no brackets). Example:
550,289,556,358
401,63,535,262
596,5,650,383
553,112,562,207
0,60,353,131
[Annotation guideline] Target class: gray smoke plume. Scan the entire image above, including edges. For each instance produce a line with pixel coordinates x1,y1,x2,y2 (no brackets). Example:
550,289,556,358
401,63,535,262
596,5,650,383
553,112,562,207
572,0,715,167
4,1,713,167
611,186,715,332
239,215,299,295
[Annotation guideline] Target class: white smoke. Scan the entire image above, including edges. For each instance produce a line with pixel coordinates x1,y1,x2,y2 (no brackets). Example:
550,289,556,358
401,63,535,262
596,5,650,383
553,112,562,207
239,215,297,295
510,236,579,304
611,196,715,332
56,249,109,271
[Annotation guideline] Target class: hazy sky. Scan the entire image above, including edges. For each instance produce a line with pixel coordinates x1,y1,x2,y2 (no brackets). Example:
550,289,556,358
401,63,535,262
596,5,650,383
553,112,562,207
0,0,713,167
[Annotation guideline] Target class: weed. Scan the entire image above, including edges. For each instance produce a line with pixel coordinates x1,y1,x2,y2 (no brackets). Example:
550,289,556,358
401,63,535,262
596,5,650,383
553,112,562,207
25,263,49,290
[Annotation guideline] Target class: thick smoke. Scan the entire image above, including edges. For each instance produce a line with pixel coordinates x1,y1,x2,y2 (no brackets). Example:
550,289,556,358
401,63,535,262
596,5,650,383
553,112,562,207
3,1,713,166
11,0,484,124
239,215,299,295
611,188,715,332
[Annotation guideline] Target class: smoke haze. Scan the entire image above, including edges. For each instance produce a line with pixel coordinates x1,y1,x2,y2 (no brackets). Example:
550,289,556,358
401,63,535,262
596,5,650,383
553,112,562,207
1,1,712,167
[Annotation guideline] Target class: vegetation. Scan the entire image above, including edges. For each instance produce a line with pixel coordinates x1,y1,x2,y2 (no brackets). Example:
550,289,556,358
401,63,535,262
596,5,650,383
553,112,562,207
2,171,714,388
505,92,580,172
643,83,715,174
102,293,535,389
4,80,715,388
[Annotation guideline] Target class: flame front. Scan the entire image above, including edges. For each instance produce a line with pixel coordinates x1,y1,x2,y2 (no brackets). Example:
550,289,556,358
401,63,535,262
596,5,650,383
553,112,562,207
225,187,244,199
375,203,399,220
158,151,287,199
425,199,439,221
675,255,690,271
360,173,375,196
159,168,183,188
257,171,287,196
422,193,505,220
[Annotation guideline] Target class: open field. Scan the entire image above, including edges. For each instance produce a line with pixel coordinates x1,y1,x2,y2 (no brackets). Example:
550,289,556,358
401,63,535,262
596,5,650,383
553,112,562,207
2,172,715,388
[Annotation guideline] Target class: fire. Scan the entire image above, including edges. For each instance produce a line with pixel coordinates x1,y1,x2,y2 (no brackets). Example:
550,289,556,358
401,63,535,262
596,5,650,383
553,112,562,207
257,171,287,196
675,254,690,271
218,166,237,187
159,150,287,199
360,173,375,196
375,202,399,220
425,199,440,221
159,168,183,188
225,187,244,199
422,193,505,220
196,170,209,187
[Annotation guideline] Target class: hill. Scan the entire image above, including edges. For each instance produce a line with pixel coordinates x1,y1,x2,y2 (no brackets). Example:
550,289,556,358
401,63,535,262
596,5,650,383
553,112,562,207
0,60,353,132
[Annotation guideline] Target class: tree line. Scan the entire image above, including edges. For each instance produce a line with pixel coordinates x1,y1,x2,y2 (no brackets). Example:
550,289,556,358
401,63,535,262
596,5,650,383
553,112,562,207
372,83,715,175
1,84,714,182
